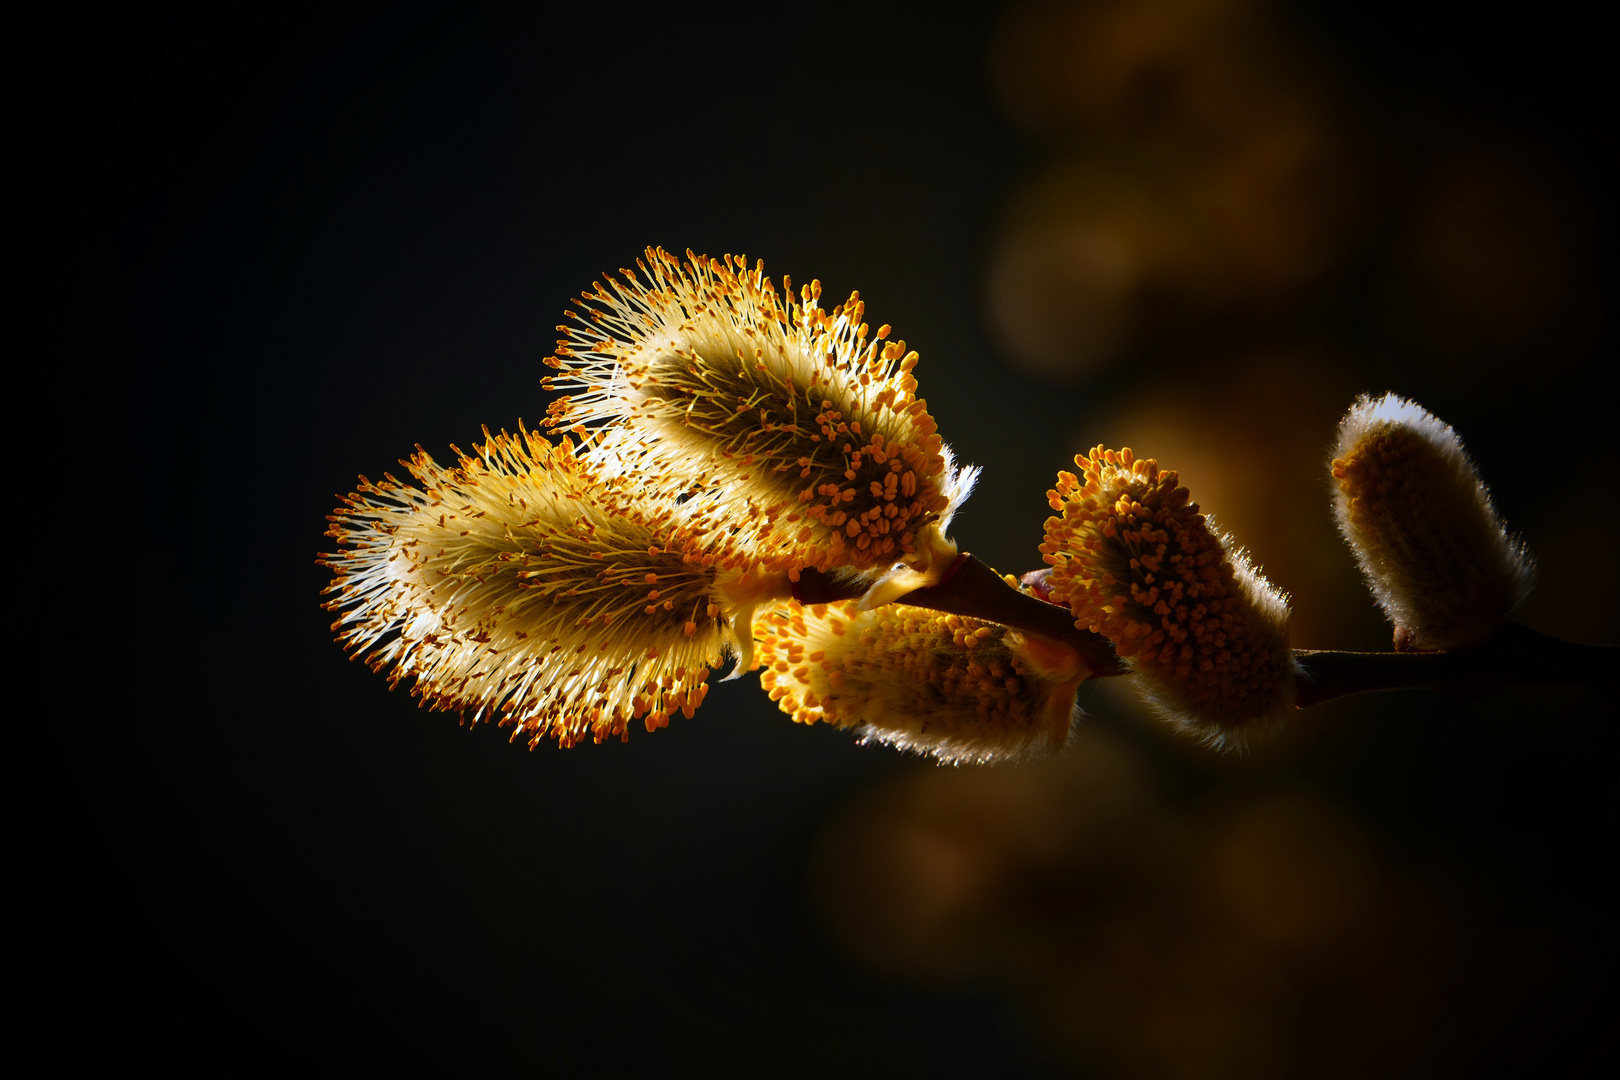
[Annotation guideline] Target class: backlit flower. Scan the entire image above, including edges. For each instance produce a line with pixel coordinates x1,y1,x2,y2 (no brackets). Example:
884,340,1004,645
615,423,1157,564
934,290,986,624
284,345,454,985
541,247,977,599
754,597,1089,765
1331,393,1534,649
1041,447,1295,748
320,425,772,747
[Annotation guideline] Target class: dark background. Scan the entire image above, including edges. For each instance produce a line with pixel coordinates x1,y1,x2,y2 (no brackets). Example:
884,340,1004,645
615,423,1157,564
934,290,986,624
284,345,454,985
15,2,1617,1075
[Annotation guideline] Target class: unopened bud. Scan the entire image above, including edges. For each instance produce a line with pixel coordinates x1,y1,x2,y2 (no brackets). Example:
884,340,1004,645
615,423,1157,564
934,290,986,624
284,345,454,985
1330,393,1534,649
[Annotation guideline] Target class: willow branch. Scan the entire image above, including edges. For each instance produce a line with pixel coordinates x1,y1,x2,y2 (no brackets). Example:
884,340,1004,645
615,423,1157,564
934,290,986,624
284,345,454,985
793,560,1614,708
1292,623,1617,706
793,555,1125,675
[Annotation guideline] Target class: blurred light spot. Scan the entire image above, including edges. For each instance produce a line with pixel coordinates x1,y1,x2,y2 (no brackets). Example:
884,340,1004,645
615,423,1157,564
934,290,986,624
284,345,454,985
992,0,1258,138
1178,103,1349,303
984,166,1177,381
809,729,1153,982
986,0,1351,377
1202,795,1377,956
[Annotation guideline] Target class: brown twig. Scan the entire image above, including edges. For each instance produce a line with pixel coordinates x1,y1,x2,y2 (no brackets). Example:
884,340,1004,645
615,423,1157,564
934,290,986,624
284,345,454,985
794,560,1614,708
1293,623,1617,707
793,555,1124,675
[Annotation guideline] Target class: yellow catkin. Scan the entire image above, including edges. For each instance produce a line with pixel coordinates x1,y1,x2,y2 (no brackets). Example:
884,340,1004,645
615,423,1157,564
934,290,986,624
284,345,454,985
754,599,1089,765
1040,446,1295,749
1330,393,1534,649
541,247,976,588
319,425,755,748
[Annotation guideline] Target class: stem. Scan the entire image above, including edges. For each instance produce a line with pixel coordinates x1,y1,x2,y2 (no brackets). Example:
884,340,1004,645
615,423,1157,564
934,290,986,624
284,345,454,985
794,561,1615,708
793,555,1124,675
905,555,1126,676
1293,623,1617,707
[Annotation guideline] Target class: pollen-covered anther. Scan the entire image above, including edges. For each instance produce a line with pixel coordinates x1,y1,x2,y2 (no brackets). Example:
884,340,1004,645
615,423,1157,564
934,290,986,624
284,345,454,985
1330,393,1534,649
754,599,1090,765
540,246,979,585
1042,446,1296,750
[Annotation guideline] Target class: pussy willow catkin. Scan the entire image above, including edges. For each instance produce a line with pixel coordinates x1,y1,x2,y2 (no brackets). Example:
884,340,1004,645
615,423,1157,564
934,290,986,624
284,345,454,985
541,248,976,594
755,598,1089,765
1331,393,1534,649
321,426,767,747
1042,447,1295,748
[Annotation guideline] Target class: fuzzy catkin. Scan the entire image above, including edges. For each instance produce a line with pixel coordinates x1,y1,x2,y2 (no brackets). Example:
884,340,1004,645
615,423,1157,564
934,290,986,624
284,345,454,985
755,600,1089,765
1331,393,1534,649
320,426,737,747
1041,446,1296,749
541,247,977,583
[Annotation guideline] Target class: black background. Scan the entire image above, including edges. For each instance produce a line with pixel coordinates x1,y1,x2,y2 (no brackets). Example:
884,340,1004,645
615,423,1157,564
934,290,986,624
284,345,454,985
15,2,1617,1075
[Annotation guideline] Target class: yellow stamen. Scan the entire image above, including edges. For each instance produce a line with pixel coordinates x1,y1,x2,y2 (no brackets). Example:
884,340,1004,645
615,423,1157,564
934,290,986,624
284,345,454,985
541,247,978,583
755,599,1089,765
1041,446,1295,749
320,425,750,747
